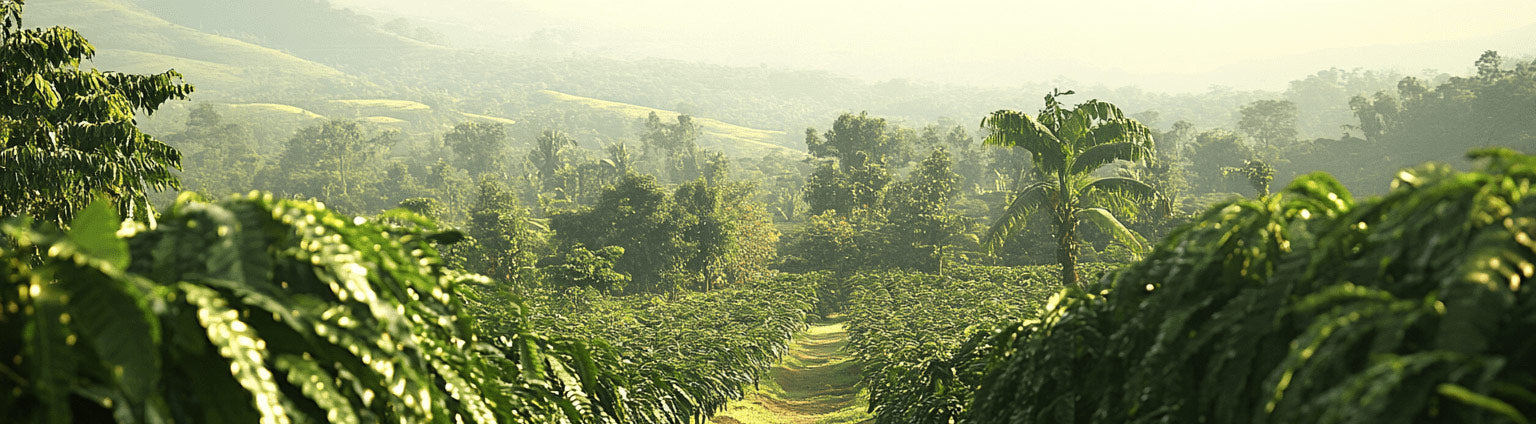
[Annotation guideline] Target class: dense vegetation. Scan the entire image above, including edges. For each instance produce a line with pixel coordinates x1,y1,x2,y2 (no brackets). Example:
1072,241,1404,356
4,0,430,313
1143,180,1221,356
969,149,1536,423
5,0,1536,423
842,265,1116,424
0,195,603,422
512,274,819,422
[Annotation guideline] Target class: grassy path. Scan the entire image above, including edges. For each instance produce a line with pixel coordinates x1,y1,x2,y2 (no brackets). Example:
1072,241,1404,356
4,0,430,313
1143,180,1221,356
710,316,872,424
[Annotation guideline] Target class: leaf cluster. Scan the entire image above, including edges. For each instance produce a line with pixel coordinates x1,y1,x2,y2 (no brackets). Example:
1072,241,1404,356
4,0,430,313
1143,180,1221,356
970,149,1536,424
0,194,624,423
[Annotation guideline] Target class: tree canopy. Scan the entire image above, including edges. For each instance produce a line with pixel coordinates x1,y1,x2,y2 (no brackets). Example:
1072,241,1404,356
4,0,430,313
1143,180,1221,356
1,0,193,224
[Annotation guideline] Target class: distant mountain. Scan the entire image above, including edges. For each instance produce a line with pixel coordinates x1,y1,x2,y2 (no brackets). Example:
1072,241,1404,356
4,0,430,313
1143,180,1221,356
29,0,1476,157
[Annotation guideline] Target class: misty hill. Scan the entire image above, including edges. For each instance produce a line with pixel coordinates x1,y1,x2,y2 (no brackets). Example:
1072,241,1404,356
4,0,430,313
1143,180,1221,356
26,0,1492,157
26,0,371,99
1185,23,1536,89
126,0,446,68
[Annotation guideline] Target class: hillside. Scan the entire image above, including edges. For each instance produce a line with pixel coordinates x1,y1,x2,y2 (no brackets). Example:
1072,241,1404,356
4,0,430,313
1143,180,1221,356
22,0,1441,157
540,90,802,156
26,0,371,100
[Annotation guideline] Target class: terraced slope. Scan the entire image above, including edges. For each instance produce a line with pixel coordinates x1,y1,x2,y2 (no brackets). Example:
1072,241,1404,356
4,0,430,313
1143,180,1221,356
711,316,872,424
540,90,802,156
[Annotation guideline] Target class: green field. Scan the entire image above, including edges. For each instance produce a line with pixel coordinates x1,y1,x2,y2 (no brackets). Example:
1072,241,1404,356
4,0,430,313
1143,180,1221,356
540,89,802,156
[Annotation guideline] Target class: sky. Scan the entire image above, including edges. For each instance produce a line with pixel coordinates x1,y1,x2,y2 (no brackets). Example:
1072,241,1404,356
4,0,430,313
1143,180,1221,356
336,0,1536,92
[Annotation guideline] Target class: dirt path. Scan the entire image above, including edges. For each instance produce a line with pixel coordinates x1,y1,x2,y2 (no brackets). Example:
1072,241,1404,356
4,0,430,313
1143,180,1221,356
710,316,872,424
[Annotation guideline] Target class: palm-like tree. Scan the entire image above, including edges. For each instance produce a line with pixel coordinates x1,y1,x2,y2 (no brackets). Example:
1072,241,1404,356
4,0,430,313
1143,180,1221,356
981,90,1159,287
531,129,576,191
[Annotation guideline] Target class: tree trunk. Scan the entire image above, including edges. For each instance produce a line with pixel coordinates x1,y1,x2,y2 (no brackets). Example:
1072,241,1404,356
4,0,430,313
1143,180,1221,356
1057,216,1080,287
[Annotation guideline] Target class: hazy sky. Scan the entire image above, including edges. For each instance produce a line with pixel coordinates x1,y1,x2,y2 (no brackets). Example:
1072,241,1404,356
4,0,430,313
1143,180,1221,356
340,0,1536,91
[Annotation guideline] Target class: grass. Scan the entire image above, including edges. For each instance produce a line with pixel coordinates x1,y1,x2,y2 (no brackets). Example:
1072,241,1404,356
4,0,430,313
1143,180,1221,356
359,116,407,125
458,111,517,125
226,103,327,120
328,99,432,112
539,90,802,156
710,316,873,424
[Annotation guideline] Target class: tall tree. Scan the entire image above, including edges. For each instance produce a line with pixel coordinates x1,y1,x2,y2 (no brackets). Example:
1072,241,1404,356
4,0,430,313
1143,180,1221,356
443,121,508,179
1187,129,1254,194
1237,99,1298,153
640,112,701,183
464,179,546,281
530,129,575,192
885,148,972,274
980,89,1158,287
1,1,193,224
805,111,904,168
161,104,261,198
802,155,891,216
1222,159,1275,197
551,173,684,293
272,120,396,212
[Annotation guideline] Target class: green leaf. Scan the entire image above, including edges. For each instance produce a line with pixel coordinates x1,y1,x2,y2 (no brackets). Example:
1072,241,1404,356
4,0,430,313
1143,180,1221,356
1437,383,1529,424
275,355,360,424
67,198,127,271
57,268,160,404
1077,207,1148,257
182,284,291,424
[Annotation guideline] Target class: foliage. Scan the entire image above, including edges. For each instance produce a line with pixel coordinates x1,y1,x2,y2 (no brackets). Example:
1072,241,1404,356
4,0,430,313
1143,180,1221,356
969,149,1536,424
160,104,262,198
1238,99,1298,153
1,0,193,224
806,111,907,167
842,265,1117,423
981,89,1157,286
551,173,778,293
802,158,892,216
530,128,576,193
540,245,629,292
518,273,820,423
464,179,546,282
444,121,510,179
640,112,703,184
1222,158,1276,197
0,194,621,423
1187,128,1255,194
779,209,886,274
884,148,975,274
266,120,398,213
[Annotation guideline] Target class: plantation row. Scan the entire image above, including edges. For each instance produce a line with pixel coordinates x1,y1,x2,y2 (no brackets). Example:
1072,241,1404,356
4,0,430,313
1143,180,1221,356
0,193,819,423
510,274,820,422
8,153,1536,423
841,265,1114,423
827,149,1536,423
966,150,1536,423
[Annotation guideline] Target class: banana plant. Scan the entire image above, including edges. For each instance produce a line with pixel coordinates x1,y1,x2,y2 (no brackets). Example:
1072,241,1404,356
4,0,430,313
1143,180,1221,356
980,89,1159,287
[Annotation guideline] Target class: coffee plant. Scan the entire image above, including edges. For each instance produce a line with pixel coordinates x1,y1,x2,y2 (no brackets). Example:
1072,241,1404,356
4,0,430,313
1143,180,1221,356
843,264,1116,423
970,148,1536,423
515,272,820,423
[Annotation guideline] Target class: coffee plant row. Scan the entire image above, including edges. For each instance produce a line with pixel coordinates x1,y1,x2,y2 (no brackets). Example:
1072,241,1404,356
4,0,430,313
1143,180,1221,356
842,264,1116,424
970,149,1536,423
0,192,813,423
511,272,820,423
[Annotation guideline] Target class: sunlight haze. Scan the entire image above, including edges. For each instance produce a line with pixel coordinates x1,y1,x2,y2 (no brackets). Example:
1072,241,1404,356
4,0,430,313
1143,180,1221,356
337,0,1536,91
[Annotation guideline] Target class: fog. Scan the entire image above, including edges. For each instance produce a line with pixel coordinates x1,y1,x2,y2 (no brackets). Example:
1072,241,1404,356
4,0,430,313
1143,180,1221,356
336,0,1536,92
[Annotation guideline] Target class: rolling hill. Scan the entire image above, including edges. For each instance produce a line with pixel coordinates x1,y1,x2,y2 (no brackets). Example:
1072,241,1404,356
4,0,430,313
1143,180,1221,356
26,0,371,100
539,90,801,156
